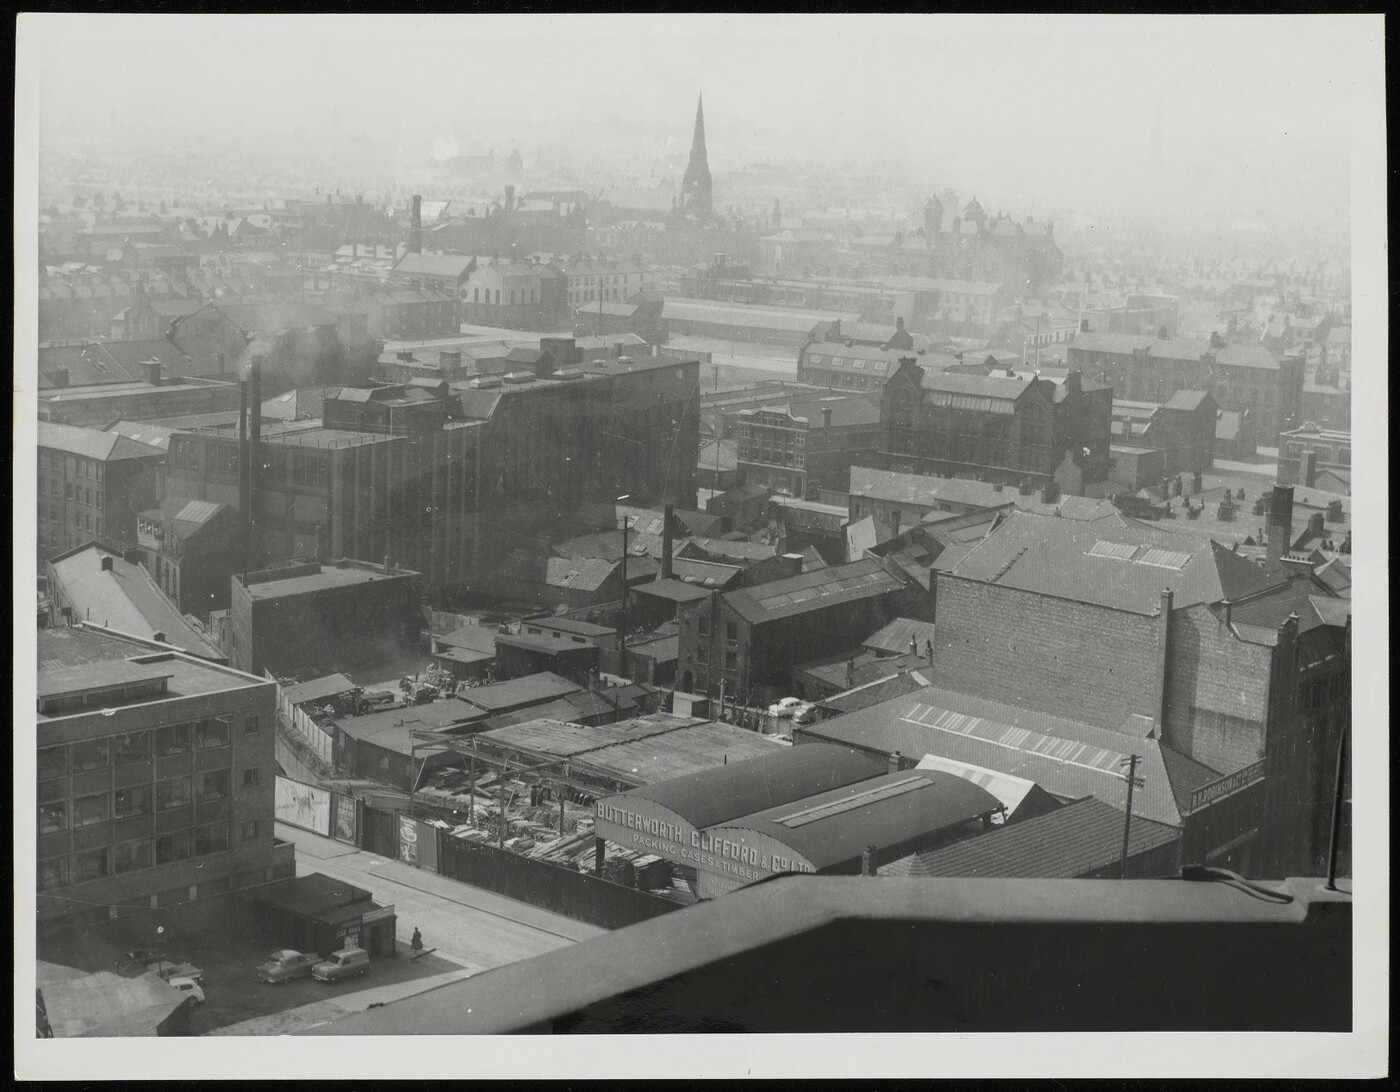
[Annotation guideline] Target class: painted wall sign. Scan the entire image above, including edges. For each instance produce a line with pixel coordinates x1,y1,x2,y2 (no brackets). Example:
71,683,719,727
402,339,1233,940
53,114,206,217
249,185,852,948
595,798,816,883
1189,760,1266,813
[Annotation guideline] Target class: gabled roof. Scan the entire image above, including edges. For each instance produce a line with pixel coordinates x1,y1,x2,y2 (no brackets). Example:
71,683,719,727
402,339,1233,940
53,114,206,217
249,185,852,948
879,796,1180,879
724,557,906,624
862,617,937,657
801,684,1195,827
45,543,223,659
38,421,166,462
944,509,1287,615
1162,389,1211,411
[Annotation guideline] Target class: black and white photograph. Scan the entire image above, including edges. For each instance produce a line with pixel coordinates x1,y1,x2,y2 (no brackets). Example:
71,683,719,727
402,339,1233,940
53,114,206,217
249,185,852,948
13,12,1387,1080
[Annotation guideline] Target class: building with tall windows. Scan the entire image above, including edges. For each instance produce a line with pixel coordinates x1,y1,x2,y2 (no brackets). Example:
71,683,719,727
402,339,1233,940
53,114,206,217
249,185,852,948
35,625,292,932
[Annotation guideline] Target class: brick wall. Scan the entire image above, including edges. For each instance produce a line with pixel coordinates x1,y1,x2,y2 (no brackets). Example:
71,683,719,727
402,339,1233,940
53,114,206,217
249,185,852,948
931,575,1161,730
1163,605,1271,774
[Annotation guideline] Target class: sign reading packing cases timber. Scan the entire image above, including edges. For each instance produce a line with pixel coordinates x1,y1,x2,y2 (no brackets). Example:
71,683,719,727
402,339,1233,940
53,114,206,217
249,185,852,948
1189,759,1266,813
595,797,816,884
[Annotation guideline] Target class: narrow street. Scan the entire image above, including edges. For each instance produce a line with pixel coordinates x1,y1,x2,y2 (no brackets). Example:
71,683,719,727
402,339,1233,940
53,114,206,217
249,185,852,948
277,823,605,971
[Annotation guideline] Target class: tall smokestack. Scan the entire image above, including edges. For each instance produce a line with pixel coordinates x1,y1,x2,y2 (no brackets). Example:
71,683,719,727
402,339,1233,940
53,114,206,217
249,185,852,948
248,356,264,570
1266,484,1294,562
410,195,422,255
662,504,675,580
238,373,251,548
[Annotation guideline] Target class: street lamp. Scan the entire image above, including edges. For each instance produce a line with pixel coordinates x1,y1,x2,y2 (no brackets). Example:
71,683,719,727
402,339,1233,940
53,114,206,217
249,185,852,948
155,925,165,980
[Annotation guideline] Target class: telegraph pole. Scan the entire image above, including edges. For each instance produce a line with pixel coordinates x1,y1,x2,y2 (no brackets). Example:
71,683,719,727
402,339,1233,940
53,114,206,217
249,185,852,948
1119,754,1144,879
616,495,631,680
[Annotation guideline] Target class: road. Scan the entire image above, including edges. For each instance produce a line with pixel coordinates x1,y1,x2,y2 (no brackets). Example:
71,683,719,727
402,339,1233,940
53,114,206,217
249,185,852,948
276,823,604,972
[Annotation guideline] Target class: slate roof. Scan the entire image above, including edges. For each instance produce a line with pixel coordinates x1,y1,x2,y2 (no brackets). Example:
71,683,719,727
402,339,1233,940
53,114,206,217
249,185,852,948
724,557,905,624
878,796,1180,878
45,543,223,659
862,617,937,657
798,684,1199,827
391,253,476,279
38,421,166,462
456,671,581,714
698,438,739,474
815,671,928,714
284,673,359,706
943,509,1287,615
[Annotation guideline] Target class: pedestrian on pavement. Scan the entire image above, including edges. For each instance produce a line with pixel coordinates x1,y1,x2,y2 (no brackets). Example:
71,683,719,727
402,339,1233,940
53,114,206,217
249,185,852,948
411,927,423,953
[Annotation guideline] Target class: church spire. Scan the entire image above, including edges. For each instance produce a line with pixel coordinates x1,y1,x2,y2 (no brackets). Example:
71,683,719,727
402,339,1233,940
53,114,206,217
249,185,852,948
679,93,713,221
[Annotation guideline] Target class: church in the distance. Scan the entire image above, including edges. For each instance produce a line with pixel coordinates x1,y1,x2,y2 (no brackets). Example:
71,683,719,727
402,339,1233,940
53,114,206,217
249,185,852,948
676,94,713,223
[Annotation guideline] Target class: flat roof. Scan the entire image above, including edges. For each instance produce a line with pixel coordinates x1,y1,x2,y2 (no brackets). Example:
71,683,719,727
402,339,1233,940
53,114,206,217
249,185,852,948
242,563,418,599
579,720,789,785
708,769,1001,871
37,660,174,701
37,627,267,723
476,715,685,758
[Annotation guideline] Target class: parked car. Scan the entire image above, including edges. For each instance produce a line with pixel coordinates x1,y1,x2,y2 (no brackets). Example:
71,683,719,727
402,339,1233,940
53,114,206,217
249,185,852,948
257,949,321,984
146,961,203,982
767,697,803,718
793,702,818,726
312,946,370,983
169,977,205,1005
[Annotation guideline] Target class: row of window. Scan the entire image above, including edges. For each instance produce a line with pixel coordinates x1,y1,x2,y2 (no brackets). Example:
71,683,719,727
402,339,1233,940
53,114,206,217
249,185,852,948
695,616,738,640
37,821,255,890
37,767,259,832
694,646,739,669
42,479,106,507
38,450,106,481
37,716,256,778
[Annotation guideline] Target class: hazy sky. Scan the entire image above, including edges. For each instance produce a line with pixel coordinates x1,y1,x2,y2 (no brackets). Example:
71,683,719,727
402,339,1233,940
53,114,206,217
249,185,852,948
26,13,1372,221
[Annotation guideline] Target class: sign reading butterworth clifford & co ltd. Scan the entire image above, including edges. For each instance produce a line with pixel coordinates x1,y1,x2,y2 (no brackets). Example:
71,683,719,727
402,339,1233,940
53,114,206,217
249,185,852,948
595,796,816,886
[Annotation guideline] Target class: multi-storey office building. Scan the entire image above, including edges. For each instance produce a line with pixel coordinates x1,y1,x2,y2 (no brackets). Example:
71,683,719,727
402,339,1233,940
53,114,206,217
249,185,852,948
35,625,291,932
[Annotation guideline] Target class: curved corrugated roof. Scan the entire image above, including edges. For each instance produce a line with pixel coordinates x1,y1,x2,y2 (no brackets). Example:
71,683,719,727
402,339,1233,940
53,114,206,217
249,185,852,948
707,769,1001,870
609,742,887,830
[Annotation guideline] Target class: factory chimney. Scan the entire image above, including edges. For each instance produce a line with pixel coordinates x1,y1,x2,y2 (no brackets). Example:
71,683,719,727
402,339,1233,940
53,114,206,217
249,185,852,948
662,504,675,580
247,356,264,570
1265,484,1294,562
238,370,251,549
410,195,423,254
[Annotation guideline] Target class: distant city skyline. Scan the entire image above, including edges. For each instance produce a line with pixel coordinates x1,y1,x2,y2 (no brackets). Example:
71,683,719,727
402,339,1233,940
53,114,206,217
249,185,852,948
33,13,1360,234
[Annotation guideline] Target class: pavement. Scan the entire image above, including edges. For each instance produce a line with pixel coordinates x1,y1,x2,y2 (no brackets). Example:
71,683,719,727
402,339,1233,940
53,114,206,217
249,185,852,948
277,822,604,971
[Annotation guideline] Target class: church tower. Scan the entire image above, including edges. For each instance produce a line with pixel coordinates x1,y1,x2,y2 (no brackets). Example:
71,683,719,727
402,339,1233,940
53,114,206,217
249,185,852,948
679,94,713,221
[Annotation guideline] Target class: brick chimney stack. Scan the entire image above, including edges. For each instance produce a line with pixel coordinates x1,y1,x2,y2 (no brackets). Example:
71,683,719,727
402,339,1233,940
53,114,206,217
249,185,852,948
662,504,675,580
409,195,423,254
1266,484,1295,561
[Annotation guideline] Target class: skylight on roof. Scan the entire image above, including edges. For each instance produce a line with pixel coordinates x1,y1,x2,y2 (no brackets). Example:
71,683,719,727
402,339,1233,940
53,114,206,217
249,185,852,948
775,775,928,828
1087,540,1140,561
1136,548,1192,570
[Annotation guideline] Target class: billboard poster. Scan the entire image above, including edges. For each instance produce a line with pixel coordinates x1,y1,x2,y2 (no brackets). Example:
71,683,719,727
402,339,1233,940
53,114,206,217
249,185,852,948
274,776,331,835
415,819,439,872
399,813,420,867
333,794,358,844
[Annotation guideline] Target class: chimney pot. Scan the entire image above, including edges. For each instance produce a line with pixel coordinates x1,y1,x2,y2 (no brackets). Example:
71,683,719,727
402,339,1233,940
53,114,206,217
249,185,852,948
888,750,902,775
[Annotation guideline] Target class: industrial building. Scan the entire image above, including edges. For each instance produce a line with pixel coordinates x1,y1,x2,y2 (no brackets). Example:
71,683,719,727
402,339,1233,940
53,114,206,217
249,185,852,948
36,625,292,932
